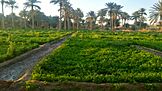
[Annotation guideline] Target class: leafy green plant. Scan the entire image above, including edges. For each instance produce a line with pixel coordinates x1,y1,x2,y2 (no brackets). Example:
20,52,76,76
32,31,162,83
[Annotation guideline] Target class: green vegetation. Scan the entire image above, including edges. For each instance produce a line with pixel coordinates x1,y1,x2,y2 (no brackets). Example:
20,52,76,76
32,31,162,83
0,29,71,63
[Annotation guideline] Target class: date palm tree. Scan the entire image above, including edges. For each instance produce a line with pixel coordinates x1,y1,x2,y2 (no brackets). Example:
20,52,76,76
50,0,68,30
97,9,107,30
130,11,140,30
75,8,84,30
1,0,8,29
131,11,140,24
24,0,41,29
105,2,123,31
149,0,162,25
6,0,18,28
120,12,129,27
138,8,147,28
62,1,71,30
19,10,29,28
67,6,74,30
86,11,96,30
71,8,84,30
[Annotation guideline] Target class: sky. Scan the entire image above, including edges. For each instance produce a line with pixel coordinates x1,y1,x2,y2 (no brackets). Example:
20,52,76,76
3,0,159,18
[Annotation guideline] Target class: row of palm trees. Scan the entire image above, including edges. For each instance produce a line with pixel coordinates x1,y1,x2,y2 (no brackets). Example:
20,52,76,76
1,0,18,29
50,0,84,30
1,0,162,30
0,0,41,29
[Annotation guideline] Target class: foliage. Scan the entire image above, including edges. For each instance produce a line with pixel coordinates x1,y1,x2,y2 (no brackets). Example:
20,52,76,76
32,31,162,83
0,29,71,63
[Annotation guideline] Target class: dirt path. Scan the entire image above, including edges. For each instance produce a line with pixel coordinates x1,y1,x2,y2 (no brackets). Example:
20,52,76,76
133,45,162,57
0,35,71,81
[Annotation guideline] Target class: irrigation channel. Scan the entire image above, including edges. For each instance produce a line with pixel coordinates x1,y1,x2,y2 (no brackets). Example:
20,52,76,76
0,35,71,81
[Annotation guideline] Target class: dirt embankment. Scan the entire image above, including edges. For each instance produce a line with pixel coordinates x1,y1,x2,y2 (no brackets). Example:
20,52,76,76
1,80,162,91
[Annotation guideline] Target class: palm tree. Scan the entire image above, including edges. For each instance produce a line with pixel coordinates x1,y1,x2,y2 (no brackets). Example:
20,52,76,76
71,8,76,30
6,0,18,28
105,2,114,31
0,0,8,29
149,1,162,25
105,2,123,31
50,0,68,30
75,8,84,30
24,0,41,29
130,11,140,30
86,11,96,30
131,11,140,24
71,8,84,30
138,8,147,28
19,9,28,28
97,9,107,30
120,12,129,27
67,6,74,30
62,1,71,30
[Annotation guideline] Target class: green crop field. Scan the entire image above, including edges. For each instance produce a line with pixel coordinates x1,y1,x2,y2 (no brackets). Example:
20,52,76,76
0,30,72,63
32,31,162,83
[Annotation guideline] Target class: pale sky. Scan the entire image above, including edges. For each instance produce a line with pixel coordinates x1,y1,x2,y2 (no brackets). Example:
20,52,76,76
3,0,159,18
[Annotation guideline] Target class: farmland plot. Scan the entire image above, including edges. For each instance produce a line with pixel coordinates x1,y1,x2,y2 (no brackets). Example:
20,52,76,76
32,31,162,83
0,30,71,63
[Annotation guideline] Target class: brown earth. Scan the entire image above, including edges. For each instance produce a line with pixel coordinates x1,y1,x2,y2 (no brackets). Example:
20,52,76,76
1,80,162,91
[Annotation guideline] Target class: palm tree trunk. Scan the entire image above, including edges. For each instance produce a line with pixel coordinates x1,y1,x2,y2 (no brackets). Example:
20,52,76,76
72,22,75,30
59,4,62,30
11,7,14,28
110,12,114,31
101,22,104,30
77,22,79,30
76,18,79,30
67,16,70,30
101,17,104,30
111,13,114,31
114,14,117,31
90,17,93,30
64,13,67,30
24,18,27,29
31,6,34,29
159,15,162,26
90,21,92,30
73,18,75,30
122,19,124,27
1,2,5,29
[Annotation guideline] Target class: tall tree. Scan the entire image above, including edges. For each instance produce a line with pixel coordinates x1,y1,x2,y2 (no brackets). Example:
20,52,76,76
86,11,96,30
62,1,71,30
120,12,129,27
0,0,8,29
24,0,41,29
131,11,140,24
138,8,147,28
130,11,140,30
149,1,162,25
97,9,107,30
6,0,18,28
105,2,123,31
74,8,84,30
50,0,68,30
19,9,28,28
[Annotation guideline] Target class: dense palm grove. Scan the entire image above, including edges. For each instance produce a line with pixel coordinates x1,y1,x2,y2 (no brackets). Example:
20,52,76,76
0,0,162,30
